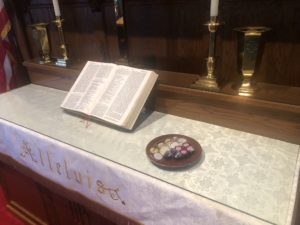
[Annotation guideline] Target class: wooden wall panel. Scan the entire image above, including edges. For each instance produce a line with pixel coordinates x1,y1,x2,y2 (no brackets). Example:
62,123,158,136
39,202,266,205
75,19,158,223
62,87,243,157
9,0,300,91
123,0,300,87
0,163,49,224
125,0,209,72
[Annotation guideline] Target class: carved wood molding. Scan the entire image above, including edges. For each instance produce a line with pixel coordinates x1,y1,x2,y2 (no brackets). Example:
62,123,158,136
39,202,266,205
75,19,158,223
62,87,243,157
7,201,47,225
68,201,90,225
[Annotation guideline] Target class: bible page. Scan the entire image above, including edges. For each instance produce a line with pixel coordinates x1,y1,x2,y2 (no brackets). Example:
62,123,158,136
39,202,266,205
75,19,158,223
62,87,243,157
90,66,154,127
61,61,116,114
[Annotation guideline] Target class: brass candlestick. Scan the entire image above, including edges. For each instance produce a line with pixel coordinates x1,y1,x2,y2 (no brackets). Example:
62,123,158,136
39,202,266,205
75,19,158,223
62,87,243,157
235,26,270,96
191,16,222,91
29,23,51,64
53,16,69,67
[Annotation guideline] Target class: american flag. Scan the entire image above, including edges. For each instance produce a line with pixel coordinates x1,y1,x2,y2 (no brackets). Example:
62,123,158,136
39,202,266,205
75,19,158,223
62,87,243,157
0,0,15,93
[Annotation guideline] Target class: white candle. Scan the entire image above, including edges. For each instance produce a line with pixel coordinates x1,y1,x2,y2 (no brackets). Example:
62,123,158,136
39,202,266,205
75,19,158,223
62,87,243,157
210,0,219,17
52,0,61,17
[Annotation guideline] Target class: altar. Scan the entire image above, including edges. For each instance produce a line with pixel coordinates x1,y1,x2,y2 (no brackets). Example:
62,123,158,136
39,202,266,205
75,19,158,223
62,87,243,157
0,84,299,225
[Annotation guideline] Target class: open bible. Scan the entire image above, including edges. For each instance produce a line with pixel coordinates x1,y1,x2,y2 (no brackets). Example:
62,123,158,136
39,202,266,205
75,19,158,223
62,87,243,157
61,61,158,130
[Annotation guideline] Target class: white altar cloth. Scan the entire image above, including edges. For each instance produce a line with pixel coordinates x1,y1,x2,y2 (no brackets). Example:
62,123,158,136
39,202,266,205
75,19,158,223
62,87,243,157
0,84,299,225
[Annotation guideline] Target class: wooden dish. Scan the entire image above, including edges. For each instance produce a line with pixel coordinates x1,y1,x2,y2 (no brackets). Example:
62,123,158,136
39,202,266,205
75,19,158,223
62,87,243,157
146,134,202,170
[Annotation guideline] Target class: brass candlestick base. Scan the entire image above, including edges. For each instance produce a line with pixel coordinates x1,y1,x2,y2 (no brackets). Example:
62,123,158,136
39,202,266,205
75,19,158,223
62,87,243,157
29,23,52,64
191,57,219,91
191,17,222,91
235,26,270,97
53,16,69,67
191,76,219,91
238,77,255,96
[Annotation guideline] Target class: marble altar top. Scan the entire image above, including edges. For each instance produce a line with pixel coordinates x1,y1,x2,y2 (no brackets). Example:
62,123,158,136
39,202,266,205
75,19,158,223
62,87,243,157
0,84,299,225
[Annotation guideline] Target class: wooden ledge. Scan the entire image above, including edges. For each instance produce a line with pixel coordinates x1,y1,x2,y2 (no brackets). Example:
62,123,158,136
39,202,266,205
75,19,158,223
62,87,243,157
157,84,300,144
23,60,300,144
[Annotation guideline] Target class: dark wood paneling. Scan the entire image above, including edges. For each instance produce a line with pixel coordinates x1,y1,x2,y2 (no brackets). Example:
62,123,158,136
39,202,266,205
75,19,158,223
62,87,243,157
125,0,209,72
10,0,300,88
124,0,300,87
48,191,116,225
0,162,49,224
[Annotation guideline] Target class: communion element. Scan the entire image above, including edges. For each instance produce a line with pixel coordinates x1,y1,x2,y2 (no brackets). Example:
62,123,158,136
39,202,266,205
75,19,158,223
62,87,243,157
149,136,195,161
53,16,69,67
29,23,51,64
235,26,270,96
